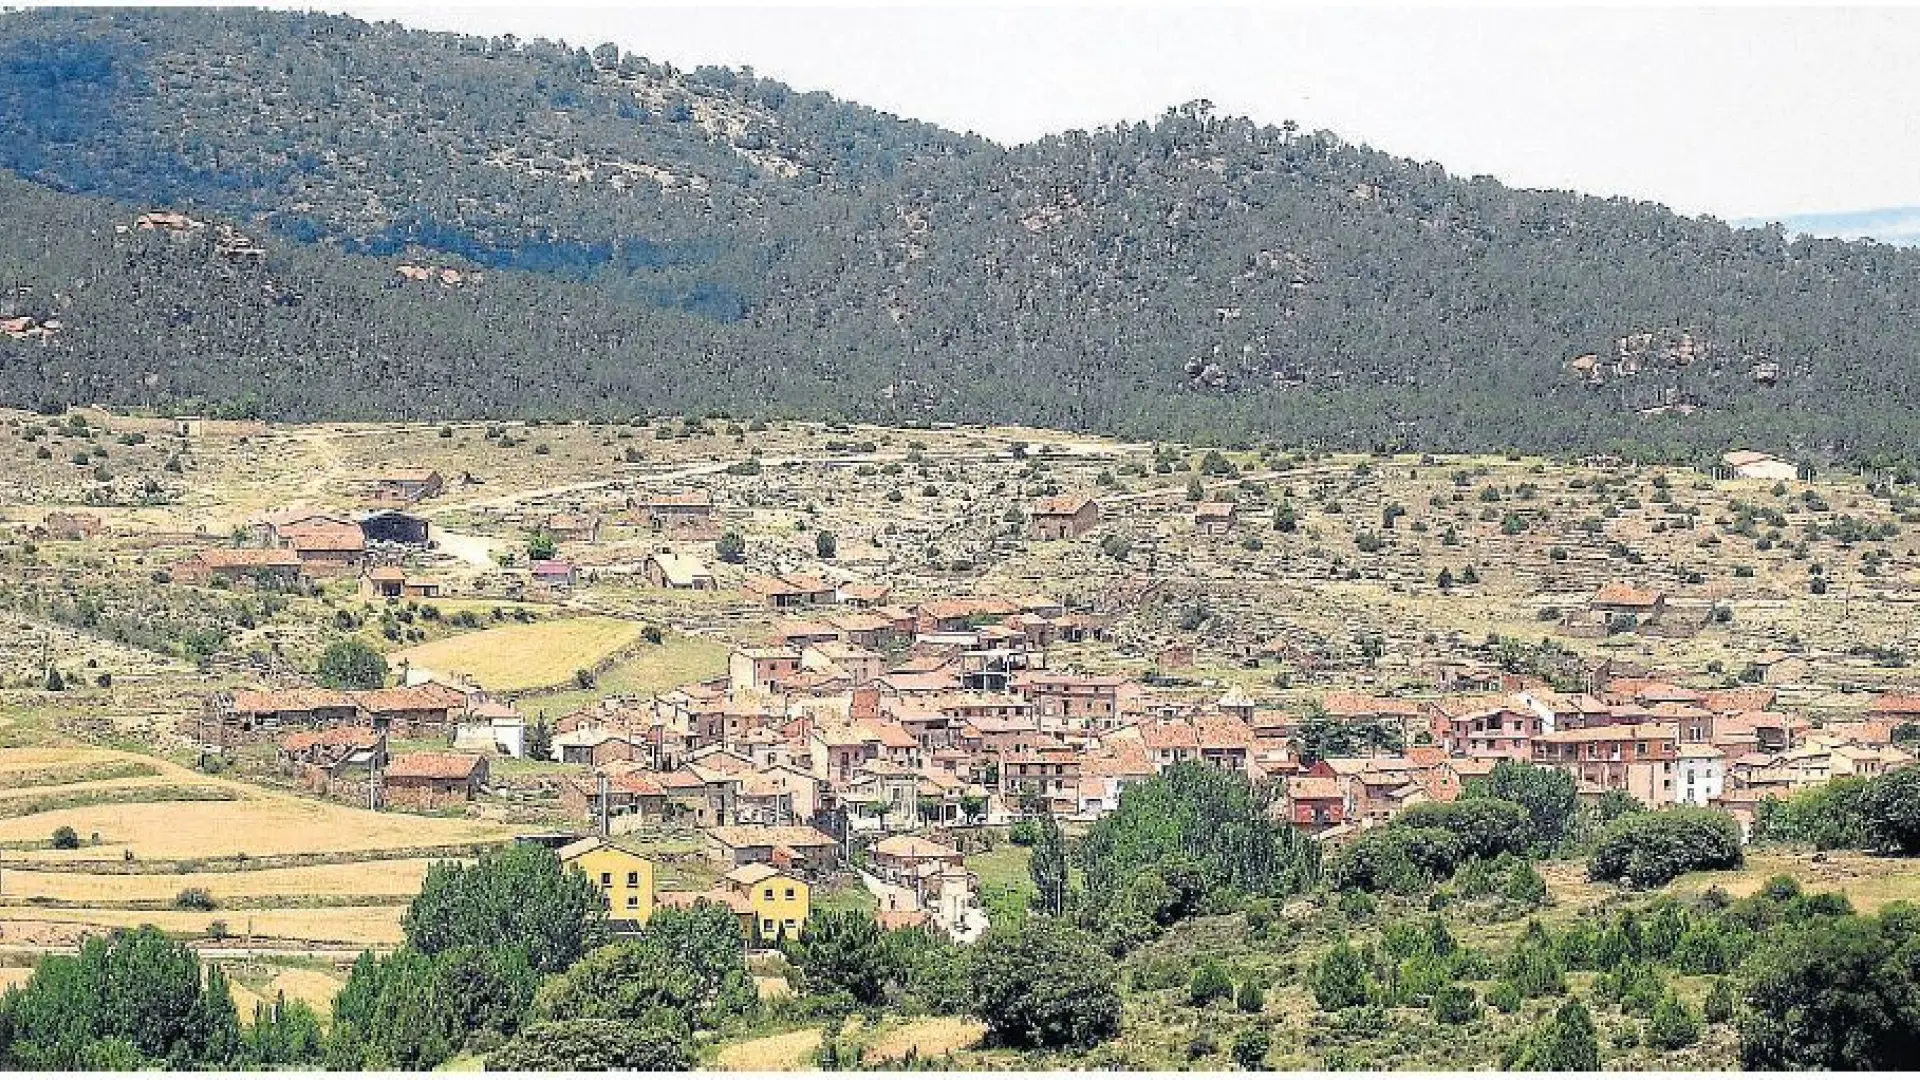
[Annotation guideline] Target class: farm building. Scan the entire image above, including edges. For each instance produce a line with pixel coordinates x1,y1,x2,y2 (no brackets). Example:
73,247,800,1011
705,824,840,879
221,688,363,733
360,566,441,599
382,751,488,809
545,512,602,543
171,548,305,586
632,491,713,527
1589,583,1667,619
370,467,444,503
1193,501,1238,534
562,767,669,826
530,559,577,590
744,574,835,608
278,726,386,795
359,509,431,545
1028,494,1099,540
643,551,716,590
41,511,103,540
1722,450,1799,482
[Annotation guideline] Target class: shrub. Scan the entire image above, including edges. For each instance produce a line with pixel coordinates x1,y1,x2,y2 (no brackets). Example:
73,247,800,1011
51,825,81,849
1188,961,1232,1006
1703,977,1736,1024
1230,1028,1270,1070
969,920,1121,1050
1588,808,1743,887
1432,984,1481,1025
1647,992,1701,1050
488,1019,689,1071
175,887,217,911
1234,979,1265,1014
1311,940,1371,1011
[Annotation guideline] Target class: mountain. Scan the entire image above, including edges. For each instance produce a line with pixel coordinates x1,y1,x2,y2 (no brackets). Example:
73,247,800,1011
1,7,1918,468
1735,207,1920,248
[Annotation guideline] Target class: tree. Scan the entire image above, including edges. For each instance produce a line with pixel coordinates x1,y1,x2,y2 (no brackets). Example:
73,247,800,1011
1186,475,1205,502
968,920,1121,1051
1507,998,1600,1070
489,1019,690,1071
1188,960,1232,1006
1312,940,1371,1010
324,949,458,1071
1029,811,1069,917
1647,992,1701,1050
316,638,388,690
524,718,552,762
0,926,239,1069
815,530,836,559
50,825,80,850
1230,1027,1270,1070
526,530,557,561
1739,910,1920,1069
533,902,755,1031
403,844,608,975
1432,984,1481,1025
1078,762,1319,902
1858,766,1920,853
1703,977,1735,1025
436,945,537,1039
1588,808,1743,887
959,793,988,823
786,910,891,1005
715,531,745,562
1471,759,1578,853
241,993,323,1068
1234,978,1265,1014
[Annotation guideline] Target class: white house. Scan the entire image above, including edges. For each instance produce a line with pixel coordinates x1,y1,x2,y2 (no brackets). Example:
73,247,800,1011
1677,744,1725,807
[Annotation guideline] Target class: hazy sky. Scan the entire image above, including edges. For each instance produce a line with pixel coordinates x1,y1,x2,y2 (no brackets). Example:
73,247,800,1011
302,4,1920,221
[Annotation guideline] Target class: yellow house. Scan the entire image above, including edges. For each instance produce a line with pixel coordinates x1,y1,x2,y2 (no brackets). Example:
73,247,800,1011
721,862,809,942
558,836,656,927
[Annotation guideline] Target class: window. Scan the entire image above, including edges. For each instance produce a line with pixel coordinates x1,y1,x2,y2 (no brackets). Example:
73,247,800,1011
626,894,638,909
785,887,796,900
600,872,612,887
762,919,775,935
627,872,640,888
764,888,775,901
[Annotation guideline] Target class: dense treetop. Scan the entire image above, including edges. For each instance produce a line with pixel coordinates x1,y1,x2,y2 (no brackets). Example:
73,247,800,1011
2,8,1918,464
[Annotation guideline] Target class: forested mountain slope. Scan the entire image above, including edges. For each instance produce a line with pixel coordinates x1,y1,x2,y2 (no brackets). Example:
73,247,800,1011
2,7,1918,465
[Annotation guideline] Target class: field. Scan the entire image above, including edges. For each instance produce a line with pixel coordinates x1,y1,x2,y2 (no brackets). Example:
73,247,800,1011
0,745,513,947
388,615,644,692
512,632,731,718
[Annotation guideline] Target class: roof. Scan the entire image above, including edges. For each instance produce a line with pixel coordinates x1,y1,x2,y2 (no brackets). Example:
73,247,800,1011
1193,501,1237,519
706,825,839,851
838,582,892,602
359,684,467,714
871,834,961,860
1032,493,1096,516
1534,722,1680,744
1593,583,1663,608
723,862,793,886
530,559,575,577
646,551,713,585
230,688,359,714
556,836,653,862
385,751,484,781
1321,692,1422,718
279,522,366,552
377,467,442,483
1289,776,1346,800
639,491,712,508
365,566,407,582
1869,693,1920,716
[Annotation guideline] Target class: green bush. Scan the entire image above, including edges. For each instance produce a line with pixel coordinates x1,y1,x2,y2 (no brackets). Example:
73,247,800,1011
1588,808,1743,887
1646,993,1701,1051
1230,1028,1270,1070
1431,984,1481,1025
1187,961,1232,1006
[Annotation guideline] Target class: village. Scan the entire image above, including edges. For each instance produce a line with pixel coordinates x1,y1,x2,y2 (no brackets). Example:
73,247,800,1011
2,407,1919,1015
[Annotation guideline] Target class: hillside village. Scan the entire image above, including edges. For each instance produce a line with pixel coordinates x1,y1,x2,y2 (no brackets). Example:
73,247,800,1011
3,405,1920,1066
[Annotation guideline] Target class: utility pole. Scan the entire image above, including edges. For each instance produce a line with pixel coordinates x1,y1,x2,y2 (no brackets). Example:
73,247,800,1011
598,772,610,838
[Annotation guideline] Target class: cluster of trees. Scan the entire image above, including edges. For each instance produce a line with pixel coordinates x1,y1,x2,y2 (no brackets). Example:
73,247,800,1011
1755,764,1920,854
1073,763,1320,952
3,9,1920,465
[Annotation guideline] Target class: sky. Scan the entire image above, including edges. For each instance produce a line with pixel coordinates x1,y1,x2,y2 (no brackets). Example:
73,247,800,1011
292,3,1920,222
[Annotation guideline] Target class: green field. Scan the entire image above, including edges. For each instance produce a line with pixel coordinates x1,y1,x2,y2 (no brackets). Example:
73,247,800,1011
388,616,644,693
512,633,731,720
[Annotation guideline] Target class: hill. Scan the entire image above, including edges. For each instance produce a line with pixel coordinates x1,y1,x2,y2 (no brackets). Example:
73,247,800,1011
2,7,1919,466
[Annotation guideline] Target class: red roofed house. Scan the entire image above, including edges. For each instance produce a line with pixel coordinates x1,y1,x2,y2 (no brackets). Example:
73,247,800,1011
1286,771,1348,833
530,559,577,590
1028,494,1099,541
371,468,444,504
381,752,488,809
1590,583,1667,619
172,548,305,587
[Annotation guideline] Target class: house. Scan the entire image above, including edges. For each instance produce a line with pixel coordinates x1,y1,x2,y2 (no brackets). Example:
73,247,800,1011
555,729,646,768
221,688,363,733
371,468,444,503
277,519,366,572
558,837,656,927
563,767,669,827
1590,583,1667,621
171,548,305,586
869,834,965,883
278,726,386,795
1028,494,1099,541
1015,673,1130,730
1531,723,1679,808
1193,502,1237,535
836,582,893,607
633,491,713,528
382,752,488,809
1868,693,1920,725
1676,744,1726,807
545,512,602,544
358,509,432,546
1286,773,1348,832
719,863,811,943
360,566,441,599
800,642,884,686
744,575,835,608
643,551,716,590
41,512,103,540
1722,450,1799,482
705,825,841,878
530,560,577,590
453,700,526,757
358,683,469,738
730,648,802,694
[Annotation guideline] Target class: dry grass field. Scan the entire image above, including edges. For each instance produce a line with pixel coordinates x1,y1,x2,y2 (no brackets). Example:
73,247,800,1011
861,1017,987,1063
514,632,731,718
713,1027,824,1071
388,615,643,692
